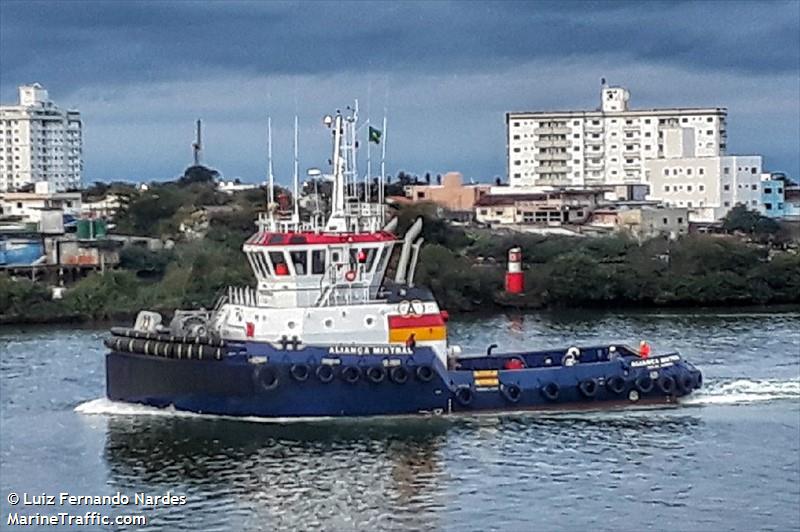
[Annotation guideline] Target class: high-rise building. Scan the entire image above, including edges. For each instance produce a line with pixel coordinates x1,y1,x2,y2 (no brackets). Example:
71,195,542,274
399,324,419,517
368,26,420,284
506,85,727,187
0,83,83,192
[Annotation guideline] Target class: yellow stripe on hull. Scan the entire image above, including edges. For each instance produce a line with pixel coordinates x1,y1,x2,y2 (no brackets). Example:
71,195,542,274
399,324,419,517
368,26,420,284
389,326,447,342
472,370,499,379
475,378,500,387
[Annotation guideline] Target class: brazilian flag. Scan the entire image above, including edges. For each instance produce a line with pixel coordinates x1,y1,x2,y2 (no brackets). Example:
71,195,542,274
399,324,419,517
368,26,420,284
369,126,382,144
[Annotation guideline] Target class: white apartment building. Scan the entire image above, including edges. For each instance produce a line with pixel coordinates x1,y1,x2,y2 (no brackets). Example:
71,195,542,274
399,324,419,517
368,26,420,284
0,83,83,192
645,154,762,222
507,85,727,187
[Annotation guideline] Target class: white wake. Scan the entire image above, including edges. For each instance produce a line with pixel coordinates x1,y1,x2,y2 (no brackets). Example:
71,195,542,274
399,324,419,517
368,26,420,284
682,378,800,406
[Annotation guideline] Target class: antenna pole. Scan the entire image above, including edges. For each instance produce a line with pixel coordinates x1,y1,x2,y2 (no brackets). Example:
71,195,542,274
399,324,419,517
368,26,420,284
193,119,202,165
379,114,387,209
293,115,300,223
267,117,274,206
366,119,372,203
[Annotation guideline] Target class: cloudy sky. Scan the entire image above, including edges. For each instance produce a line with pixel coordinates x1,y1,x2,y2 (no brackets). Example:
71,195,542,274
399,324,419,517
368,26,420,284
1,1,798,186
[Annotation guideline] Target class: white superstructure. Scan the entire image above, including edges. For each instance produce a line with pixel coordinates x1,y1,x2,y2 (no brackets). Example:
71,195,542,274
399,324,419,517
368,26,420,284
0,84,83,192
507,85,727,187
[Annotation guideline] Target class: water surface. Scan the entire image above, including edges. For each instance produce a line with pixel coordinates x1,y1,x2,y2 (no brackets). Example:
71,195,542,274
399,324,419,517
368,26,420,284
1,309,798,531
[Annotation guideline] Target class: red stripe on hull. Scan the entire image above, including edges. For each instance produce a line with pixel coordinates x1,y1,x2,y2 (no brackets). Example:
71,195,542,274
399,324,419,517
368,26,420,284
388,314,445,328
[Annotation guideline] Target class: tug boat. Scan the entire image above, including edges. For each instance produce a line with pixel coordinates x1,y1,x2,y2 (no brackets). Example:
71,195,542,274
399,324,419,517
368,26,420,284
104,105,703,418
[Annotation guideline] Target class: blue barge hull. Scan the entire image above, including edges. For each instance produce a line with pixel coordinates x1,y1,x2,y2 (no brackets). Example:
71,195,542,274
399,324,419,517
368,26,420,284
106,342,703,418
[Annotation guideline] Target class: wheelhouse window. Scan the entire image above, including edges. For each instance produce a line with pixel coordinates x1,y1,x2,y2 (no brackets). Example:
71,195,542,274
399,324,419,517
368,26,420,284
311,249,326,274
290,250,308,275
269,251,289,276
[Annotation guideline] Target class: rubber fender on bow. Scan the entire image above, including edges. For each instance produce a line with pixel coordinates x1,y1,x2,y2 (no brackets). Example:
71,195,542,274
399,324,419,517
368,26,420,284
658,375,676,394
316,364,335,383
579,378,598,398
389,366,409,384
415,365,435,383
635,375,654,393
253,365,279,392
501,383,522,403
541,382,560,401
455,385,473,406
290,364,310,382
366,366,386,384
679,374,694,393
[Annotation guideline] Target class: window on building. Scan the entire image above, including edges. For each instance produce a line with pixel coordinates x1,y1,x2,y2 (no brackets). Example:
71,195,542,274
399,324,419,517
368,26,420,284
699,168,705,175
765,203,773,210
724,184,730,191
687,168,692,175
573,121,580,126
751,167,757,174
681,118,688,123
699,185,705,191
751,184,757,190
644,118,651,124
663,168,669,176
513,148,520,153
574,147,580,151
724,167,730,175
664,185,670,192
678,217,684,223
707,117,713,122
724,201,730,207
480,209,487,215
687,185,693,191
513,135,520,140
513,122,519,127
663,218,668,224
573,133,579,138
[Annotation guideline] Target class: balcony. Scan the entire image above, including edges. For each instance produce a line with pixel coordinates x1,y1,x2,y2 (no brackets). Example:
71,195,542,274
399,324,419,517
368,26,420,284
585,136,604,146
585,122,604,132
622,123,640,132
623,161,641,170
535,165,569,173
534,126,570,136
537,152,570,162
535,139,571,149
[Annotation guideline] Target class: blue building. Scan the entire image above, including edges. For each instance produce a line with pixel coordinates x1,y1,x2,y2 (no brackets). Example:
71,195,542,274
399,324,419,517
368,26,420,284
760,174,786,218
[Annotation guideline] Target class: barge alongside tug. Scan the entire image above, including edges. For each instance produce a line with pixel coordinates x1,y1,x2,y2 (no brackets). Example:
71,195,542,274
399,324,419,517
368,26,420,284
104,104,703,419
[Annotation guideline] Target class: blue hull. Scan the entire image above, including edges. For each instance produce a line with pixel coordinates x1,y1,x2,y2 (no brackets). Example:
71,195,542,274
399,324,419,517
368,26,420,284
105,343,703,418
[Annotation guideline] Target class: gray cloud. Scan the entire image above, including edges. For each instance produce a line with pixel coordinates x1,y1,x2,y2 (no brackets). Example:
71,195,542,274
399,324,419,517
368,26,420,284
1,0,798,183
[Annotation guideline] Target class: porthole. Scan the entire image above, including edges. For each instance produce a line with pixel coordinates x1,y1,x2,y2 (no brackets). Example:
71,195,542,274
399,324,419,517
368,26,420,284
365,316,375,327
324,319,333,328
288,321,296,329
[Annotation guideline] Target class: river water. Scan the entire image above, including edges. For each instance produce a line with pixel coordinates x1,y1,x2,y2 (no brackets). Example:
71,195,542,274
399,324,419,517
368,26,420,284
1,309,799,531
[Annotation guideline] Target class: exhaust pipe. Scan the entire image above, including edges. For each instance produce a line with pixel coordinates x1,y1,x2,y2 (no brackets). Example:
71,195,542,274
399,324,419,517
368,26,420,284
394,217,423,284
382,216,398,234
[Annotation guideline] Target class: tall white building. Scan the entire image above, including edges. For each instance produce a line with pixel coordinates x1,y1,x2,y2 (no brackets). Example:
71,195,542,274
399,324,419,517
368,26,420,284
0,83,83,192
507,85,727,187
